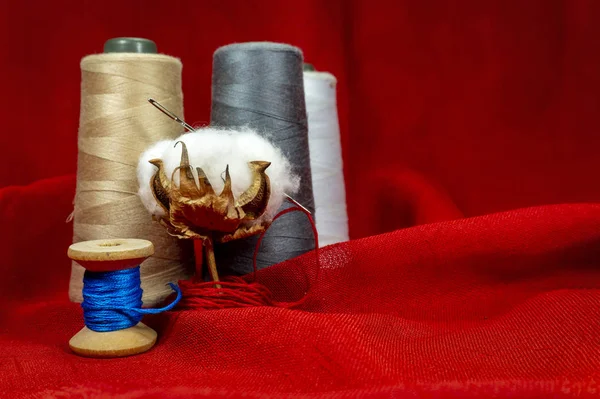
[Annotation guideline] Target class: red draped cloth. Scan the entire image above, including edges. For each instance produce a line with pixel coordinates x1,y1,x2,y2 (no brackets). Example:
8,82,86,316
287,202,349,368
1,1,599,397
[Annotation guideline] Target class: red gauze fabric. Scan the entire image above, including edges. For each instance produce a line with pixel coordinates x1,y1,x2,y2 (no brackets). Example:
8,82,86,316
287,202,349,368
1,0,600,397
0,176,598,398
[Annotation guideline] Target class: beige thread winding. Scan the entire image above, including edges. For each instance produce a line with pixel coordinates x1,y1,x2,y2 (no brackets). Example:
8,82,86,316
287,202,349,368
70,53,193,305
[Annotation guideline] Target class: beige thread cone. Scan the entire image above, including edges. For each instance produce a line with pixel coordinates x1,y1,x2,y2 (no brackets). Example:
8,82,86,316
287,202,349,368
70,53,193,305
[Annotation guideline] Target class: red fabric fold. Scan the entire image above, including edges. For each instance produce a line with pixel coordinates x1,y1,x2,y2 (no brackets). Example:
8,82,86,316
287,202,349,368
0,177,598,398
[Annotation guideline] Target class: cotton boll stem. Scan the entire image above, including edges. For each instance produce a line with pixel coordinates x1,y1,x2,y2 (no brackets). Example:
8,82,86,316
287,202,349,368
203,236,221,288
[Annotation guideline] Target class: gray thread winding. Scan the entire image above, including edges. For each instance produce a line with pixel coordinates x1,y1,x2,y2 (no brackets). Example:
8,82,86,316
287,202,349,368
210,42,315,275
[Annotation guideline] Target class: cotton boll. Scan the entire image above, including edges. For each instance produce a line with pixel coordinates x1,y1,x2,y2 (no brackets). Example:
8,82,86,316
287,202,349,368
137,127,299,223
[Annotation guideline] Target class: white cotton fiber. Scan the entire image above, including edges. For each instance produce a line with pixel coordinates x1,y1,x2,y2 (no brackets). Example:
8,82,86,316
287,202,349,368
137,127,299,223
138,140,173,218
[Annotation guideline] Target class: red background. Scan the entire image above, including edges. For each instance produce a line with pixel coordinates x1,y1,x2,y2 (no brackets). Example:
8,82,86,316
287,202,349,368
3,0,600,236
1,1,599,397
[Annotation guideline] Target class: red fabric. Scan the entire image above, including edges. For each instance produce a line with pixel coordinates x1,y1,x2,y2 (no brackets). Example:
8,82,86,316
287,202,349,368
1,177,599,398
2,1,600,397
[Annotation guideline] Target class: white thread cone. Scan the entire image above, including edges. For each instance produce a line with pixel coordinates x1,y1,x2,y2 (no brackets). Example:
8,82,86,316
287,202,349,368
304,71,349,246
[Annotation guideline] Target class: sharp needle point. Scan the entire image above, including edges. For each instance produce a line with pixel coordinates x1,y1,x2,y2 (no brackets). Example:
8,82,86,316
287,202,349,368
148,98,196,132
285,194,311,214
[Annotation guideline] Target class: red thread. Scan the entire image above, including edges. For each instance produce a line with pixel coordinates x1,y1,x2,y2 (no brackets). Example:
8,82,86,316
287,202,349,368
177,205,319,310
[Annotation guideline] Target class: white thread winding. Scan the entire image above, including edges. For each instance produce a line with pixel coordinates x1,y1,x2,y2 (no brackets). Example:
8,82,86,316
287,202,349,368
304,71,349,246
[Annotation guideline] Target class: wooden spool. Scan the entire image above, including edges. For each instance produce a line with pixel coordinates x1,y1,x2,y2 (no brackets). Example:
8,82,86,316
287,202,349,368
67,238,156,358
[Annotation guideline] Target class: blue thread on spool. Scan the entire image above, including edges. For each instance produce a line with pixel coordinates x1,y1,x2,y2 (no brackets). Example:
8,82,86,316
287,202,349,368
82,266,181,332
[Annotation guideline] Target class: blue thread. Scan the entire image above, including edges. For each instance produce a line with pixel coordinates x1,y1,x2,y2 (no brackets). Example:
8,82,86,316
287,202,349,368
81,266,181,332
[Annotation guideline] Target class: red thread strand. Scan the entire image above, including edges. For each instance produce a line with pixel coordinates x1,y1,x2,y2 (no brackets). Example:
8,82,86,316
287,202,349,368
178,205,320,310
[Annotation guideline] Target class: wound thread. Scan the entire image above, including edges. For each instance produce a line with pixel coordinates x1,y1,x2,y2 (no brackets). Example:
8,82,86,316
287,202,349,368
82,266,181,332
211,42,315,275
304,70,349,246
71,51,193,305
